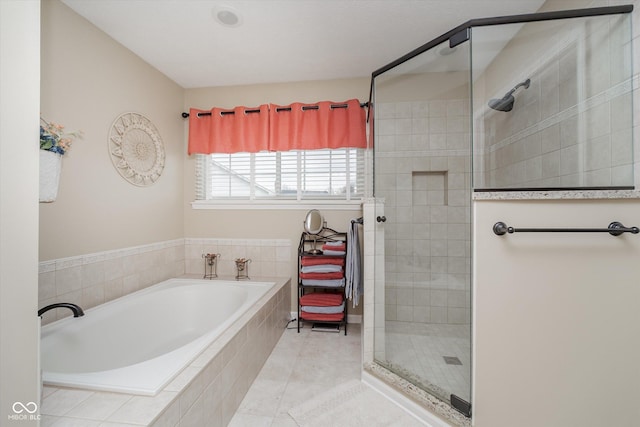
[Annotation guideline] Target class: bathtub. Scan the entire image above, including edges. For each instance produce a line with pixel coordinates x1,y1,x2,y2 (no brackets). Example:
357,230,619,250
40,278,275,395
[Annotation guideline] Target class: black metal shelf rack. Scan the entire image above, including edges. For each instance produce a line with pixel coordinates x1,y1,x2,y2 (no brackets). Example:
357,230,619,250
297,230,348,335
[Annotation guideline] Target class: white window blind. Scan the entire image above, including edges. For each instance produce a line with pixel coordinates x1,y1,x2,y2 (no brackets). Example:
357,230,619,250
195,148,364,201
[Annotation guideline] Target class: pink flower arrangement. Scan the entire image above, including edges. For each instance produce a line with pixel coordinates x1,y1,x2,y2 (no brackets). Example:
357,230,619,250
40,118,83,156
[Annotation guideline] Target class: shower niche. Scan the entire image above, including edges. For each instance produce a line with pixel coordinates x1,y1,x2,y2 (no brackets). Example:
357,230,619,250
368,5,633,419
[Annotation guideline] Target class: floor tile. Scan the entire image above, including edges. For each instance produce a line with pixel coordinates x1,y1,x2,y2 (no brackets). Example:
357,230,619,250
227,413,273,427
230,322,362,425
383,321,471,402
237,378,288,417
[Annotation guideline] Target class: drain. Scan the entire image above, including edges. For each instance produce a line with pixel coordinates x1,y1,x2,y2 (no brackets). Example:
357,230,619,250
443,356,462,365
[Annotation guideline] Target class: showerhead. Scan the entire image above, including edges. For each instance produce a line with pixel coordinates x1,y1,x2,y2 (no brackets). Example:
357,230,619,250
488,78,531,112
488,96,515,112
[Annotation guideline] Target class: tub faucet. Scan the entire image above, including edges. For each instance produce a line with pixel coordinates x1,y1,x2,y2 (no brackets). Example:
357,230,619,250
38,303,85,318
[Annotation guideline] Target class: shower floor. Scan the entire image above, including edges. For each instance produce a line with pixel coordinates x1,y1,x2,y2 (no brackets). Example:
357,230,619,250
380,321,471,403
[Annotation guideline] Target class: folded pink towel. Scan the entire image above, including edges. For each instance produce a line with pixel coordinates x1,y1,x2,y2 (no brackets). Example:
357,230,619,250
300,311,344,322
299,271,344,280
300,293,343,307
322,243,345,251
301,257,344,266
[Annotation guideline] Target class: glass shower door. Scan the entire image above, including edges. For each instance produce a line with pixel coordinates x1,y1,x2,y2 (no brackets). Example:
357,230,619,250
370,5,633,419
372,38,473,411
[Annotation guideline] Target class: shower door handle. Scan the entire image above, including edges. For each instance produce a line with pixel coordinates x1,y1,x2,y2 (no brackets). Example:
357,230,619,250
376,216,386,223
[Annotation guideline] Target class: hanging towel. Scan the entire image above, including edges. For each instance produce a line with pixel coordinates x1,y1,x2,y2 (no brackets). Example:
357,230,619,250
300,265,343,274
346,218,363,307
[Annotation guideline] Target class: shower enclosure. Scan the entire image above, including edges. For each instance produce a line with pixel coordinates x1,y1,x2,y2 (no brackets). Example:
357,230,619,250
369,5,633,417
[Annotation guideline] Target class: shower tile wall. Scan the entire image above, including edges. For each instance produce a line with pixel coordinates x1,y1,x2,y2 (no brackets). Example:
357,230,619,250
478,15,634,188
38,238,291,325
376,100,471,325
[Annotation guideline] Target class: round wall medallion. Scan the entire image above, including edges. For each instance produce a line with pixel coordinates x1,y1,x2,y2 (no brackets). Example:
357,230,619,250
108,112,165,186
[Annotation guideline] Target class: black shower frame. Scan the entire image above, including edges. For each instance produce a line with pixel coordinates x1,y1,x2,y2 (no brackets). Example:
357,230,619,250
368,4,635,194
367,4,634,419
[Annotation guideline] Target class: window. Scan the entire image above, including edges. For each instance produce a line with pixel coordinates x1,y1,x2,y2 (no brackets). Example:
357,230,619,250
195,148,364,202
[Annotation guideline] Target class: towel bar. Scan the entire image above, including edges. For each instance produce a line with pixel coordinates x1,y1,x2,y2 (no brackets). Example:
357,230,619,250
493,221,639,236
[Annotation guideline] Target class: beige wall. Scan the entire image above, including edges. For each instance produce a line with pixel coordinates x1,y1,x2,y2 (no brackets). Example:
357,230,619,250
0,0,40,423
478,0,599,99
39,0,371,317
375,71,469,102
184,78,370,314
473,199,640,426
39,0,185,261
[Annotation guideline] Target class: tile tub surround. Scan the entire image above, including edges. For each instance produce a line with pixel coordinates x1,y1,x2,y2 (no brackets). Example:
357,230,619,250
38,239,186,325
41,275,291,426
184,238,291,279
38,238,291,325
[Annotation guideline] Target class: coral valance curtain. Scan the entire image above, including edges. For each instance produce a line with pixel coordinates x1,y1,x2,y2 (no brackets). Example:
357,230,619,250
187,99,366,155
187,104,270,154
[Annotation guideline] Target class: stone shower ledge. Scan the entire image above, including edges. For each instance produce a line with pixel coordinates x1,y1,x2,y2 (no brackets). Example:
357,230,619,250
363,362,472,427
473,189,640,201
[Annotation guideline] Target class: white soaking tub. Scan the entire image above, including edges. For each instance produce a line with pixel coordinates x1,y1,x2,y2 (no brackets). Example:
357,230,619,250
40,278,275,395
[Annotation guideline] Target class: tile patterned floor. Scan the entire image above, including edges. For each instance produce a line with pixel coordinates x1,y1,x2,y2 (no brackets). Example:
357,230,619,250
382,321,471,403
228,323,362,426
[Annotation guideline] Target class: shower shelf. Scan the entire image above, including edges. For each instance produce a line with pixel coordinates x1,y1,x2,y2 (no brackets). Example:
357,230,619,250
297,231,348,335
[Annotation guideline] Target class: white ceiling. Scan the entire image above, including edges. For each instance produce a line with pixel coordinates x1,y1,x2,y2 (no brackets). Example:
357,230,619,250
61,0,547,89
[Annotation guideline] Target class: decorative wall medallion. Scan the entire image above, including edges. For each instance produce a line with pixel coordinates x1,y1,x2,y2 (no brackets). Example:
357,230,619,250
108,112,165,186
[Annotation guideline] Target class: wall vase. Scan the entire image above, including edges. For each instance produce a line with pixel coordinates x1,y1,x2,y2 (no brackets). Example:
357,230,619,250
39,150,62,202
